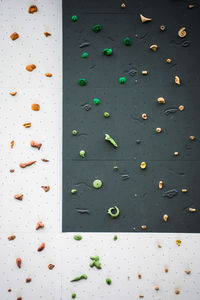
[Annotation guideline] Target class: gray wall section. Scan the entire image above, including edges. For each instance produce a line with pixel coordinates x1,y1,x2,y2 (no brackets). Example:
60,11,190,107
63,0,200,232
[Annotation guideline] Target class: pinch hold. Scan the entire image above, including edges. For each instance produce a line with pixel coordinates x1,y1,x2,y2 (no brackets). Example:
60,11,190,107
140,14,152,23
37,242,45,252
30,140,42,150
16,257,22,268
19,161,36,168
35,221,44,230
105,133,118,147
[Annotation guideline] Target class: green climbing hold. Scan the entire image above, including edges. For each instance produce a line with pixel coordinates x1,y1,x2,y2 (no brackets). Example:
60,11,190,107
72,130,77,136
78,79,87,86
107,206,120,218
71,189,77,194
102,48,113,56
73,235,82,241
105,134,118,148
106,278,112,285
72,294,76,299
123,37,131,46
72,15,78,22
113,166,118,171
80,150,86,158
90,255,99,261
93,179,102,189
92,25,102,32
104,112,110,118
118,77,126,84
113,235,118,241
81,52,88,59
71,274,87,282
90,255,102,269
93,98,101,105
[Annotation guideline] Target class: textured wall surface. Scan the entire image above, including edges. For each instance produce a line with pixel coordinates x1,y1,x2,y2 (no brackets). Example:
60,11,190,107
63,0,200,232
0,0,200,299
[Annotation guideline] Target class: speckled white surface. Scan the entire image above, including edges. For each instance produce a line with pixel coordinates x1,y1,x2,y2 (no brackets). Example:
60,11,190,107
0,0,200,299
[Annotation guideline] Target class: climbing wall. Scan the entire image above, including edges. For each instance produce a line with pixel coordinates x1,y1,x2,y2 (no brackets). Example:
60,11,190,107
1,0,200,300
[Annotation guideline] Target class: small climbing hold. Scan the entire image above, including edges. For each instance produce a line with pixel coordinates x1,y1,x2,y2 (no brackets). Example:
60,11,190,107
106,278,112,285
178,27,186,38
118,77,126,84
102,48,112,56
81,52,88,58
92,25,102,32
150,44,158,51
104,112,110,118
140,162,147,169
72,130,77,135
123,37,131,46
107,206,120,218
72,15,78,22
93,179,102,189
175,76,180,85
80,150,86,158
78,78,87,86
93,98,101,105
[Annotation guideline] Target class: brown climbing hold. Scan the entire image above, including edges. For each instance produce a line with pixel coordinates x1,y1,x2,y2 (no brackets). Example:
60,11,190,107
8,235,16,241
179,105,184,111
140,14,152,23
41,158,49,162
23,122,31,128
189,208,196,213
44,32,51,37
35,221,45,230
142,70,148,75
31,103,40,111
45,72,52,77
26,64,36,72
160,25,165,31
175,76,180,85
142,113,147,120
28,5,38,14
10,140,14,148
189,136,195,141
16,257,22,268
14,194,23,201
178,27,186,38
141,225,147,229
19,161,36,168
41,186,50,192
157,97,165,104
30,140,42,150
48,264,55,270
10,32,19,40
150,44,158,52
37,242,45,252
163,214,168,222
9,91,17,96
156,127,162,133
